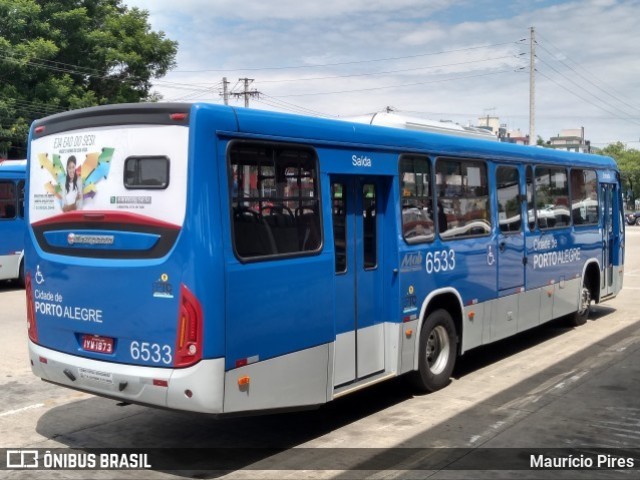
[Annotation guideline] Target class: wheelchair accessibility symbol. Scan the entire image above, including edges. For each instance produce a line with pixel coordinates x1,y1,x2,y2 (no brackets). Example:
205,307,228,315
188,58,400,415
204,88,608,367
487,245,495,266
35,265,45,285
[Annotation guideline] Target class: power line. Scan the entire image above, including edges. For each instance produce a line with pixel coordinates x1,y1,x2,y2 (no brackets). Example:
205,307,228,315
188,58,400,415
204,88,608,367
269,68,520,98
0,47,105,76
164,81,223,102
403,109,640,120
256,93,335,118
170,42,520,73
258,54,523,84
535,43,640,118
536,69,640,127
0,49,215,93
1,103,60,116
0,98,66,118
535,56,640,126
535,32,640,113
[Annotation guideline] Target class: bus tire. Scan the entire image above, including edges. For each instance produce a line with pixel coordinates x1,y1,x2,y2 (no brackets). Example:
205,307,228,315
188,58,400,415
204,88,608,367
569,280,591,327
409,309,457,393
17,259,25,288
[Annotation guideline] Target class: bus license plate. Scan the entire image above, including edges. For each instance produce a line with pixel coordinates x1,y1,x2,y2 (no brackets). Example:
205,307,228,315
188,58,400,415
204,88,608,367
82,335,114,354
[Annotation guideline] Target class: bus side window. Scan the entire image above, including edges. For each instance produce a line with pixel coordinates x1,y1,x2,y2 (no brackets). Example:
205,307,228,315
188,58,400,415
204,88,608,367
0,181,17,219
435,158,491,239
229,142,321,260
526,166,536,231
362,183,377,269
535,166,569,229
332,183,347,273
399,154,434,243
496,166,521,233
570,169,598,226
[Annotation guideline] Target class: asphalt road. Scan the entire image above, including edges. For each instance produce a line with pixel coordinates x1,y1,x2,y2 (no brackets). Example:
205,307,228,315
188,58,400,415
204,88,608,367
2,230,640,479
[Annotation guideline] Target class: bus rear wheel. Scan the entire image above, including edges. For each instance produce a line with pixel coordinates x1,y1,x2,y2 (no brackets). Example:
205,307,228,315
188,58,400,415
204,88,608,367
569,281,591,327
409,309,458,393
17,259,25,288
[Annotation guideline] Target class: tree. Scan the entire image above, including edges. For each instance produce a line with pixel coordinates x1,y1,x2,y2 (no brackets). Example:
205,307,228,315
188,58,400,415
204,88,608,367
0,0,177,158
599,142,640,210
536,135,550,148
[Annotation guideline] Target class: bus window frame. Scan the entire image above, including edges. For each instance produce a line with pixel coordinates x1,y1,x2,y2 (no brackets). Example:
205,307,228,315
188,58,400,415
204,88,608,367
123,155,171,190
496,165,523,236
17,180,25,218
526,165,537,232
0,179,18,220
534,164,571,231
435,156,492,242
398,153,435,245
331,181,348,275
362,181,378,271
226,139,324,264
569,167,599,228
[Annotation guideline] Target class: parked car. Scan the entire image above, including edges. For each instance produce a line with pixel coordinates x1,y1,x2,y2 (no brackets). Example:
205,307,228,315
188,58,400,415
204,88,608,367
626,212,640,225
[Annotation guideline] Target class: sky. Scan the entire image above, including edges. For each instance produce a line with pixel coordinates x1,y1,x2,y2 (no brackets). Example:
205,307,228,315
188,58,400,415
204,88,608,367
125,0,640,147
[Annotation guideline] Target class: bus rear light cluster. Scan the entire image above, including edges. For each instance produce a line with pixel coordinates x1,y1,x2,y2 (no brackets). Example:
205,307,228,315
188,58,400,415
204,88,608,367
174,284,203,368
25,273,39,343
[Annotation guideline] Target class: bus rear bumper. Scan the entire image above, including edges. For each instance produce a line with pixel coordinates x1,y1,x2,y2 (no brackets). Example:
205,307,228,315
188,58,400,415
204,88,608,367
28,341,225,414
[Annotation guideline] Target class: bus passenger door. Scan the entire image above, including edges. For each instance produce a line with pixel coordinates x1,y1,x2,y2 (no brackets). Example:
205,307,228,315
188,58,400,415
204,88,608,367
601,183,617,297
331,176,386,386
495,165,525,293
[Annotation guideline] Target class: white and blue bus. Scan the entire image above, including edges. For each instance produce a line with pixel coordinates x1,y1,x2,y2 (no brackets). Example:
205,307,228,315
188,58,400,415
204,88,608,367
25,104,624,414
0,160,26,285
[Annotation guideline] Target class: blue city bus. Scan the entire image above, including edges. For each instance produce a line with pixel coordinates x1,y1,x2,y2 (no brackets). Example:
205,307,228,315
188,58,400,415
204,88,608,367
25,104,624,414
0,160,26,285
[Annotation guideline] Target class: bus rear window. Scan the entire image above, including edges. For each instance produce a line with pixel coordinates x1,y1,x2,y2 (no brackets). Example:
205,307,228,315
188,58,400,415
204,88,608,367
124,156,170,189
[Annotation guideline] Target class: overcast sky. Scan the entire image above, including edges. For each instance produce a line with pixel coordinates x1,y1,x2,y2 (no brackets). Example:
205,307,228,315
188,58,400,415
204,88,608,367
126,0,640,147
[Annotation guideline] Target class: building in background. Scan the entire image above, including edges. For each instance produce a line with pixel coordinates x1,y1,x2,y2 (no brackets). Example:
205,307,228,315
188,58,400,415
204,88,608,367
547,127,591,153
501,128,530,145
477,115,501,135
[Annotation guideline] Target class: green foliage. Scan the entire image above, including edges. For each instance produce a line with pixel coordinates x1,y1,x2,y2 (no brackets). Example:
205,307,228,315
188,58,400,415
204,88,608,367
598,142,640,209
0,0,177,157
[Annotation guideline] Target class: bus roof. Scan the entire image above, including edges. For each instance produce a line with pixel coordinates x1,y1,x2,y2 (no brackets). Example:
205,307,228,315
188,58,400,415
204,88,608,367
30,102,618,171
342,111,499,142
0,159,27,173
225,105,618,171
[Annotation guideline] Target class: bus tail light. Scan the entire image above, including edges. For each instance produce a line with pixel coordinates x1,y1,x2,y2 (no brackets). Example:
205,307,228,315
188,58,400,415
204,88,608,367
174,284,203,368
25,273,39,343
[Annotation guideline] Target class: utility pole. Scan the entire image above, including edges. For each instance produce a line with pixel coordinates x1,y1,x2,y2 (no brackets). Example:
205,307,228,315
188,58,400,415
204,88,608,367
243,78,251,108
231,78,260,107
529,26,536,146
221,77,229,105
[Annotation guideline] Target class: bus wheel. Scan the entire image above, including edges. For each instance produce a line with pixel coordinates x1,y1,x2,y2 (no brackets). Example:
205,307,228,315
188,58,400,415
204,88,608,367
17,259,25,288
570,281,591,327
410,309,457,393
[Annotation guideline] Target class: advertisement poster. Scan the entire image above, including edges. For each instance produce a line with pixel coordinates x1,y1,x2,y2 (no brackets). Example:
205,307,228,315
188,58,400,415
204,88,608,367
29,125,189,226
